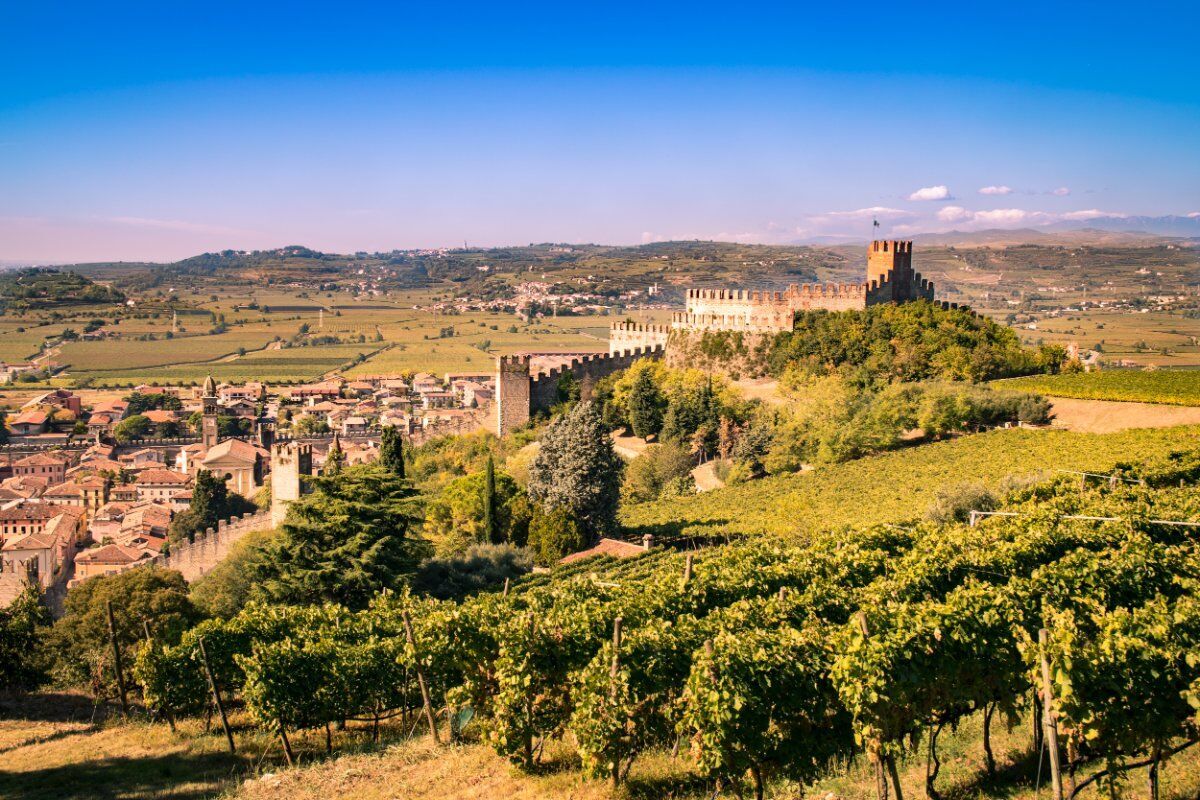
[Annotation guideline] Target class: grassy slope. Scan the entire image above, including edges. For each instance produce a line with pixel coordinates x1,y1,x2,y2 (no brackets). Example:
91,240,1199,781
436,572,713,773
7,698,1200,800
998,370,1200,406
621,426,1200,540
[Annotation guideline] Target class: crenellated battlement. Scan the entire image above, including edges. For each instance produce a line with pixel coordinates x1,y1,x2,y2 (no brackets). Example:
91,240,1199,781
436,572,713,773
496,346,665,435
115,510,272,583
670,240,935,337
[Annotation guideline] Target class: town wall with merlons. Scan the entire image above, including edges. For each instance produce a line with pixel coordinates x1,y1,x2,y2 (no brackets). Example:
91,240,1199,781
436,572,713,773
496,347,664,435
117,510,272,583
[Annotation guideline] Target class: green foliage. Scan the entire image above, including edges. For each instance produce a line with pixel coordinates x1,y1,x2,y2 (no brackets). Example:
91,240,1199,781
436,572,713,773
528,402,622,541
112,414,152,442
252,465,427,608
423,465,530,556
0,268,125,309
189,528,276,619
771,301,1050,383
627,367,665,440
621,442,695,504
526,504,587,566
0,581,50,691
49,568,198,697
1000,369,1200,407
411,543,534,600
379,424,405,478
169,469,256,543
123,391,183,415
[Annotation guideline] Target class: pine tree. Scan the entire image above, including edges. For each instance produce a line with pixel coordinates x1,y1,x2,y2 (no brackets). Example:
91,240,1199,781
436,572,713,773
483,456,499,544
325,435,346,475
379,425,405,478
528,401,622,542
253,464,425,608
627,368,665,440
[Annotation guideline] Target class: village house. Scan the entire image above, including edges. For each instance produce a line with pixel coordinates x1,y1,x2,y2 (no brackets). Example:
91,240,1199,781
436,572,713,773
23,389,82,416
218,381,265,404
134,468,191,502
11,452,69,485
73,543,149,582
1,511,85,589
9,410,49,436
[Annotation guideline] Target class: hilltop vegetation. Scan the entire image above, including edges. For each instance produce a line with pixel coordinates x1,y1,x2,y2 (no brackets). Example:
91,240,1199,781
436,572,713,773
0,268,125,310
675,300,1070,382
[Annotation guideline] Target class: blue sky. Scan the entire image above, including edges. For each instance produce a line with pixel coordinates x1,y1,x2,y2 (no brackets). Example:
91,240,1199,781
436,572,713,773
2,1,1197,262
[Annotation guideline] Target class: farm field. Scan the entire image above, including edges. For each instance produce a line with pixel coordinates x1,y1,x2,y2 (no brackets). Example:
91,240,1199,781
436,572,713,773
999,369,1200,406
1014,308,1200,367
620,425,1200,541
2,286,621,386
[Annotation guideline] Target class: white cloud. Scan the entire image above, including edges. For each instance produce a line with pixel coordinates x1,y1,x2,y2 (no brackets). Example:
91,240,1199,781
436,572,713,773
1187,212,1200,218
978,185,1013,196
1051,187,1071,196
1061,209,1126,221
908,185,951,201
936,206,972,222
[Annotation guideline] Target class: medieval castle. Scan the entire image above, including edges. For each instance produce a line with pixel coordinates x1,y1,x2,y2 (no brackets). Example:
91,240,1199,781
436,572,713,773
496,240,935,435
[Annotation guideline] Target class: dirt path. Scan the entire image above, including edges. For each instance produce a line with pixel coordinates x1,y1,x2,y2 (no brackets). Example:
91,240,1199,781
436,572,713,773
692,461,724,492
1048,396,1200,434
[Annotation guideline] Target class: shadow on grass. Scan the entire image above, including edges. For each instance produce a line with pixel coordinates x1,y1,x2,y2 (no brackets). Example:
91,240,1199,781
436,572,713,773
942,745,1042,800
0,750,246,800
0,691,111,724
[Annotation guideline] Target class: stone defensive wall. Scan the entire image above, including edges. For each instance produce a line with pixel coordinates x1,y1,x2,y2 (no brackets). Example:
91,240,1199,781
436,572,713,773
496,346,664,435
608,321,672,355
117,510,272,583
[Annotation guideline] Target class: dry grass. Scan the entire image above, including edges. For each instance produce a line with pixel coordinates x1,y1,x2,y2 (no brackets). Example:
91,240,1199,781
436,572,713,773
4,694,1200,800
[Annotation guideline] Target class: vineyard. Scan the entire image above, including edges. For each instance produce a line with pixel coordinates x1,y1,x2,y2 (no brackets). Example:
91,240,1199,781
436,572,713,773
621,425,1200,541
998,370,1200,407
128,443,1200,800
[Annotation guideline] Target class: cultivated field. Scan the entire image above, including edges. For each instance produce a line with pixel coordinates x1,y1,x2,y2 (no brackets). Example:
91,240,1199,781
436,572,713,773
999,369,1200,406
620,425,1200,541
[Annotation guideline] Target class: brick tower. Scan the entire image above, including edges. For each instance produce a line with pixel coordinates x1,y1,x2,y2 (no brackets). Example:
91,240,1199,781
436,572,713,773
867,240,916,301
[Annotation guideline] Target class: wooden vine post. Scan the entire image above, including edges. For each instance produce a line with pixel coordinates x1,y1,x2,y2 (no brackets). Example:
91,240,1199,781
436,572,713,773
198,636,236,754
105,600,129,715
610,616,624,789
277,717,295,765
402,610,441,745
1038,629,1065,800
682,553,693,587
856,612,892,800
502,577,510,597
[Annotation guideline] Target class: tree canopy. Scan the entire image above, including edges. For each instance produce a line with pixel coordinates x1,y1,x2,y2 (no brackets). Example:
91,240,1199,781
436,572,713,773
251,464,426,609
528,401,622,542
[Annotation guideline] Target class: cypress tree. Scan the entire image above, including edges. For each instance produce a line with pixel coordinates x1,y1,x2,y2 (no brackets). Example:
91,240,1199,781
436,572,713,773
483,456,498,544
380,425,405,478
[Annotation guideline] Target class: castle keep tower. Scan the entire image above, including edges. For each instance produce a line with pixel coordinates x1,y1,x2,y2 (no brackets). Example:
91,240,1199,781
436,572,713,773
270,441,312,527
867,240,923,302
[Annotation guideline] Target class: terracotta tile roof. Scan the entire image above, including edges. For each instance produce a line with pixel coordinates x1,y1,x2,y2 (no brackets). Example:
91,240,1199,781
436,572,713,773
76,543,146,565
201,438,263,464
135,469,190,485
14,452,68,467
558,538,648,565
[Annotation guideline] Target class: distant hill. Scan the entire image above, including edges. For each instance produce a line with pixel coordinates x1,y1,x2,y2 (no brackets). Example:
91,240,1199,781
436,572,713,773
1050,214,1200,237
910,227,1180,248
